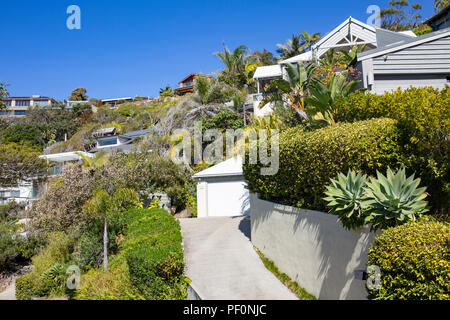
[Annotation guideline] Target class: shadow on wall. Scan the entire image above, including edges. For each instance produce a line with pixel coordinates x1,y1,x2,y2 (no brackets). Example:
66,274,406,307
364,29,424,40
250,194,377,300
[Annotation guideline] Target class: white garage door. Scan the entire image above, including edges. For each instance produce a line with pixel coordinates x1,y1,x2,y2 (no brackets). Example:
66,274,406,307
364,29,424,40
206,180,249,217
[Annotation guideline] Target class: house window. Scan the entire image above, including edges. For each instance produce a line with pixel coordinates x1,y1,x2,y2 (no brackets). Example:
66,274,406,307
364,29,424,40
34,100,49,107
0,111,12,116
15,100,30,107
98,137,118,147
447,76,450,83
2,100,11,106
14,110,27,116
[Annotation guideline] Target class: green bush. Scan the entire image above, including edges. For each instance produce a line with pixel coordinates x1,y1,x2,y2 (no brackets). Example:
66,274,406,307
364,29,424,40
367,217,450,300
244,118,402,211
334,87,450,214
75,208,189,300
0,221,17,271
15,232,74,300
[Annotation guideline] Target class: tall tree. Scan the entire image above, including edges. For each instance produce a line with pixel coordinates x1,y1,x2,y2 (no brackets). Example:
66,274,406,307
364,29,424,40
381,0,423,31
0,83,9,111
299,31,322,52
69,87,88,101
251,49,277,65
83,188,140,272
435,0,450,10
277,34,304,59
0,143,47,187
214,44,250,89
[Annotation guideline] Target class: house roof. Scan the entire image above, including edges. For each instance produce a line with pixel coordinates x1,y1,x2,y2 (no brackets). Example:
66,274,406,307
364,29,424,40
40,151,93,163
101,97,133,102
278,51,313,64
425,4,450,25
178,73,212,84
375,28,416,48
358,27,450,60
121,128,153,138
253,65,283,79
193,156,243,179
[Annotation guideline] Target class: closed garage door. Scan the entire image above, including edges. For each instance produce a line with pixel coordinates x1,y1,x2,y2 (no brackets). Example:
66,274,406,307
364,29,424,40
206,178,249,217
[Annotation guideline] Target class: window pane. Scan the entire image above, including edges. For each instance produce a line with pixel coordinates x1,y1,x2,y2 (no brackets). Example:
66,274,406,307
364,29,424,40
14,110,27,116
16,100,30,107
34,100,49,107
98,137,118,147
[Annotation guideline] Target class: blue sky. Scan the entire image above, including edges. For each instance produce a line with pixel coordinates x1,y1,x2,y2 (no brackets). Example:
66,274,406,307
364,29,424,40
0,0,435,100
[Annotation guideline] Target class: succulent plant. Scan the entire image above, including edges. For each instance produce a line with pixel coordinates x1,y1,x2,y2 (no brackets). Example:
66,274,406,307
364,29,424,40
363,167,429,231
324,169,368,230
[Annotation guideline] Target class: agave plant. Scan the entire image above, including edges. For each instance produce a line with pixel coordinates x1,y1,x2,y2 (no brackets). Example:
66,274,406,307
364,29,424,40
324,170,369,230
363,167,429,231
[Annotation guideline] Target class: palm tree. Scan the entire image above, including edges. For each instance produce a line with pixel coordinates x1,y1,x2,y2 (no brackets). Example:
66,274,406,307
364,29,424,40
263,63,316,117
299,31,321,52
214,44,249,88
76,151,109,170
304,71,359,127
276,34,304,59
83,188,140,272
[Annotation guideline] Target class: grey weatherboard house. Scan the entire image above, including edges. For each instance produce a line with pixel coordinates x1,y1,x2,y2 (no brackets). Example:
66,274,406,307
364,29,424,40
356,27,450,94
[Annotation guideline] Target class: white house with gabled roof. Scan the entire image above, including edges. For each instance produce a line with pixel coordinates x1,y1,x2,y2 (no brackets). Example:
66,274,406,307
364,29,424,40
252,17,417,115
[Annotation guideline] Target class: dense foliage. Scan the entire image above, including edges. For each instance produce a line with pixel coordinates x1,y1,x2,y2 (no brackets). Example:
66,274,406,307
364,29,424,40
33,153,192,233
244,118,401,211
334,87,450,214
0,143,47,187
367,217,450,300
74,208,188,300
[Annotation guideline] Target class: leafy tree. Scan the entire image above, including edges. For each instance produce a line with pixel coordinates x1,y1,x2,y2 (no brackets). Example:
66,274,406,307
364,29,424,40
299,31,321,52
182,76,238,123
277,31,321,59
435,0,450,10
250,49,277,65
83,188,141,271
263,63,316,118
76,151,109,171
276,34,304,59
160,86,175,97
202,108,244,132
0,143,47,187
0,82,8,111
0,123,45,149
305,71,359,127
215,44,250,89
381,0,423,31
69,87,88,101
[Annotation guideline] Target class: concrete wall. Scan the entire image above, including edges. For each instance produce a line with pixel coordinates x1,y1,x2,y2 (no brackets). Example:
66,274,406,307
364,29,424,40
250,194,378,300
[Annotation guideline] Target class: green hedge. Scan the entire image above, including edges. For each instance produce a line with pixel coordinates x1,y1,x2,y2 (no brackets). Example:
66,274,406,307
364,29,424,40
75,208,188,300
243,118,402,211
367,217,450,300
334,87,450,214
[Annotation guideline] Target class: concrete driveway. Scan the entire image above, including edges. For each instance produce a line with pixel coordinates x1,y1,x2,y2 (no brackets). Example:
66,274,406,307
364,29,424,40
179,216,297,300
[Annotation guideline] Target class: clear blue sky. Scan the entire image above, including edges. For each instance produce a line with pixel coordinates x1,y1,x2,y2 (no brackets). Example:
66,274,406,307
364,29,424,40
0,0,434,101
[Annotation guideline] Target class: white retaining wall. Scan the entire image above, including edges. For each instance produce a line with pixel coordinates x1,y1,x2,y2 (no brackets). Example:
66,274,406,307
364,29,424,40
250,194,378,300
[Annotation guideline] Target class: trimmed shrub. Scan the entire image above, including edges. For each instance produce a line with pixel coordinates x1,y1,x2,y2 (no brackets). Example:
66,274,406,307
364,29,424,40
367,217,450,300
74,208,189,300
244,118,402,211
334,87,450,214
